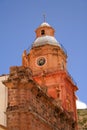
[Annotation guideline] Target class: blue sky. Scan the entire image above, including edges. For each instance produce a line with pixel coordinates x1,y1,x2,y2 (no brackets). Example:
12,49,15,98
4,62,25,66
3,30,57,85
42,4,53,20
0,0,87,104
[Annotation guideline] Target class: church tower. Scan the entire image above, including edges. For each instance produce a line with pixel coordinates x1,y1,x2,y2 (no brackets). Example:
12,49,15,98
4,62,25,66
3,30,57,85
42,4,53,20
3,20,78,130
22,21,78,120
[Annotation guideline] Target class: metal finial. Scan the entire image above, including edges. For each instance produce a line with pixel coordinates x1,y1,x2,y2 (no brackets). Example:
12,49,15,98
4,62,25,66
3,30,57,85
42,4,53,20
43,14,46,22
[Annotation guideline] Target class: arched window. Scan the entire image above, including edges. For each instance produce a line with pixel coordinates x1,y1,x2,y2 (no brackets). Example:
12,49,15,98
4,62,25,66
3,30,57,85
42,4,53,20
41,30,45,35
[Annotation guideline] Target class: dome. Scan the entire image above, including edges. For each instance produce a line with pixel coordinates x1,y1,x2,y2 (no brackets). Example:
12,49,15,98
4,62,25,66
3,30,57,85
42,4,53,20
40,22,50,27
32,36,60,47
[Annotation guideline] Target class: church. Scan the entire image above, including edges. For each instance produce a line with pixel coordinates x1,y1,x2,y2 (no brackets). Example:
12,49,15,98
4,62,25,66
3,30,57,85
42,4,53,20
0,20,78,130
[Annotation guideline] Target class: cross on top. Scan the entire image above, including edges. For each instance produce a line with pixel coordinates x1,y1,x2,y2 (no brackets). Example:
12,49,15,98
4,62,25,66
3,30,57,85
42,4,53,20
43,14,46,22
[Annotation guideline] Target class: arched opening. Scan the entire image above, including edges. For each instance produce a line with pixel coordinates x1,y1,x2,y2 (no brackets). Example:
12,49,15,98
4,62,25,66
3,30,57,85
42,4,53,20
41,30,45,35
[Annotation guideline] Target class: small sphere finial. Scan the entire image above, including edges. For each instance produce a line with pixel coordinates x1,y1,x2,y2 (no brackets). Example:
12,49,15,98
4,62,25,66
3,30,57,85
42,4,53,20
43,14,46,22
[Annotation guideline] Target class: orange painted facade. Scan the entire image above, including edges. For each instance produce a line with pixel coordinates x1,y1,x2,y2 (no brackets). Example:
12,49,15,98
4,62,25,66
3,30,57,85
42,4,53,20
22,21,78,122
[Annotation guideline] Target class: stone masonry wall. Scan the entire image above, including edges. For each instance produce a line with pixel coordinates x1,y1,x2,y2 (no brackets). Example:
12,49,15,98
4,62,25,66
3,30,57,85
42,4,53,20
4,66,77,130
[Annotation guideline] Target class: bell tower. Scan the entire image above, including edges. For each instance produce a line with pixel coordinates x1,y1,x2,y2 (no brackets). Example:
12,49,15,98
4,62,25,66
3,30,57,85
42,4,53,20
23,22,67,75
22,21,78,121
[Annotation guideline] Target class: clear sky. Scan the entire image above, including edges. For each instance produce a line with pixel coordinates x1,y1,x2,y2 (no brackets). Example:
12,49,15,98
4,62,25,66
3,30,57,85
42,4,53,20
0,0,87,104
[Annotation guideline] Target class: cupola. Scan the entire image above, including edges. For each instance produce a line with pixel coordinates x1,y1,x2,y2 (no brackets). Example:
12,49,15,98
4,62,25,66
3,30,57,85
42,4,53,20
35,22,55,37
32,22,60,47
